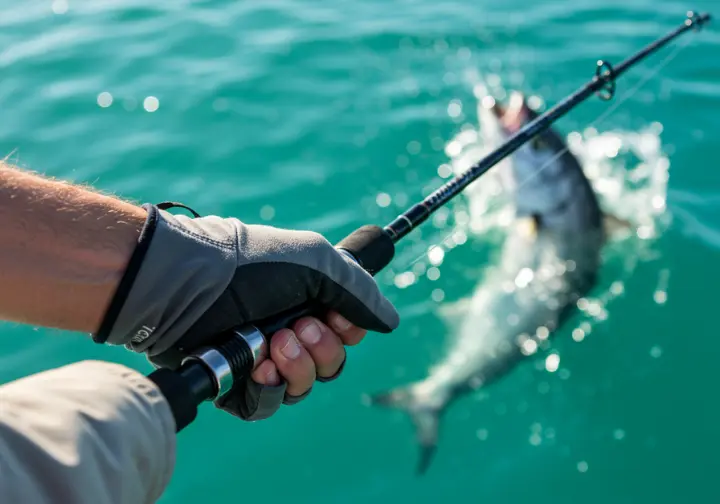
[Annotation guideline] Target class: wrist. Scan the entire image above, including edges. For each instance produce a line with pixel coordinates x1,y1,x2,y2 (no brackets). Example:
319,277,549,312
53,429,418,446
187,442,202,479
95,204,237,355
94,204,161,344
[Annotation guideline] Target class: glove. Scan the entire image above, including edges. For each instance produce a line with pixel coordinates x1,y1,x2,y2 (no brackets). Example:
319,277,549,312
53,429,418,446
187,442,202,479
94,203,399,421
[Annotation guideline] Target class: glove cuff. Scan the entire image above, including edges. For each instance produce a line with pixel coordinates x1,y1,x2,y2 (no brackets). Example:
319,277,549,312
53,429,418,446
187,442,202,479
93,203,161,344
93,204,237,356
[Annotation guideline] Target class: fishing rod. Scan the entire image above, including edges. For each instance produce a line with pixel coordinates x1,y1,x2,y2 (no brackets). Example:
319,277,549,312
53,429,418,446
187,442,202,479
148,10,711,432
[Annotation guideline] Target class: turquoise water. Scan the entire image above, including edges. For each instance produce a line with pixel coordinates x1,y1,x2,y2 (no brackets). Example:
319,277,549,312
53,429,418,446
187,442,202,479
1,1,719,502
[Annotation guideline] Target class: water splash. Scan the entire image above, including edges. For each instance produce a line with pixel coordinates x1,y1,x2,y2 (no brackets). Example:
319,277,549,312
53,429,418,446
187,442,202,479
388,81,672,339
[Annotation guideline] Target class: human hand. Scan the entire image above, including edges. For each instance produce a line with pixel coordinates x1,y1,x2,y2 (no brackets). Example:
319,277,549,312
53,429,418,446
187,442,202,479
95,203,399,420
253,312,367,392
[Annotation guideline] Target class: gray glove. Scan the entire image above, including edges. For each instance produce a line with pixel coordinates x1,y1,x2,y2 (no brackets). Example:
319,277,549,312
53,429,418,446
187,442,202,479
94,203,399,420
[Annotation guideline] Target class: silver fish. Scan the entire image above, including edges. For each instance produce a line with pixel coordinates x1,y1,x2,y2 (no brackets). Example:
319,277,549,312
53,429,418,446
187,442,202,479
370,91,622,475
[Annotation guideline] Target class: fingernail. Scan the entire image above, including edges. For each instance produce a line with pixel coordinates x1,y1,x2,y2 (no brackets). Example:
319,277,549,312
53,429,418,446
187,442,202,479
265,367,279,386
298,321,322,345
332,313,352,331
281,333,301,360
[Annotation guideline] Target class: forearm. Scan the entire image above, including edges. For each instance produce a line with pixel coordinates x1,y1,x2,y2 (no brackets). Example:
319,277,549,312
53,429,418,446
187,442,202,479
0,161,146,333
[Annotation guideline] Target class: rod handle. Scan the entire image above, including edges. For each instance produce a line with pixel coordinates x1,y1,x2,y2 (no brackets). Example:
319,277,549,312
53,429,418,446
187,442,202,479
335,224,396,275
147,367,199,433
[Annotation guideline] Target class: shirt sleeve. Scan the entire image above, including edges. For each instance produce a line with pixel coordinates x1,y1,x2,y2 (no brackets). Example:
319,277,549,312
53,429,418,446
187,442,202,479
0,360,177,504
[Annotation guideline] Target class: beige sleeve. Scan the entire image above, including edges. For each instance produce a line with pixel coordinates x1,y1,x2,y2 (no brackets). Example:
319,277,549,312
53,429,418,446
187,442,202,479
0,360,177,504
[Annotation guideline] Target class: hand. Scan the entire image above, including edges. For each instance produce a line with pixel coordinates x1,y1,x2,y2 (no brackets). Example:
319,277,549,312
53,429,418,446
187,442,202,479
252,312,366,395
94,203,399,421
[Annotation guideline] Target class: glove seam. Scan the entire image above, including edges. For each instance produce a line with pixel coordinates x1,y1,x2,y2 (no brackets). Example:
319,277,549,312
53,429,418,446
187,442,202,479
161,214,236,252
235,260,393,332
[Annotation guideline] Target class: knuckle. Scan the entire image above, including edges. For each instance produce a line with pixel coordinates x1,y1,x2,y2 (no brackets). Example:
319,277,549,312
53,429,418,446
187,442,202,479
299,230,334,252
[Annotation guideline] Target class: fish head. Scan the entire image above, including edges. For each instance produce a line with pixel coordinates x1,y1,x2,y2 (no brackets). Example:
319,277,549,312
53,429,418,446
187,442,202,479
478,90,566,186
478,90,597,232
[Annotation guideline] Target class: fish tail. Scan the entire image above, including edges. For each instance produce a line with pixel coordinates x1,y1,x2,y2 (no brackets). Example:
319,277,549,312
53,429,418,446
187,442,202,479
369,385,444,476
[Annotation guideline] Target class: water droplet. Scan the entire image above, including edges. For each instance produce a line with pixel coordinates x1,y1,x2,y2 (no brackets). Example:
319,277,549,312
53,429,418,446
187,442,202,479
394,272,416,289
529,433,542,446
143,96,159,112
260,205,275,221
610,281,624,296
407,141,422,155
558,369,571,380
614,429,626,440
521,339,538,356
428,246,445,266
476,429,489,440
431,289,445,302
545,353,560,372
452,230,467,245
376,193,392,207
427,267,441,281
653,291,667,304
97,91,113,108
650,346,662,358
515,267,534,288
652,195,666,211
437,164,453,178
458,47,471,59
572,328,585,342
536,326,549,340
637,225,653,239
531,422,542,432
527,95,544,111
487,74,501,87
445,140,462,157
577,461,588,473
448,100,462,118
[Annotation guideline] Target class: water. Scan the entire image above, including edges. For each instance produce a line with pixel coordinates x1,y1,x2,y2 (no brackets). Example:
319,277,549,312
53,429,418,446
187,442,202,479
1,1,719,502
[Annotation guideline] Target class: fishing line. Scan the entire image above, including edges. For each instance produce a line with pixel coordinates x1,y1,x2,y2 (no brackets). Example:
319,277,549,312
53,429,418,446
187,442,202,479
508,34,691,194
403,30,693,272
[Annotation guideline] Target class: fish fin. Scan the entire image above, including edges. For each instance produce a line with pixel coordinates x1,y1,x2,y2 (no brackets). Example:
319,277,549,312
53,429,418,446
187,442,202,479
515,215,539,239
369,386,442,476
603,213,634,239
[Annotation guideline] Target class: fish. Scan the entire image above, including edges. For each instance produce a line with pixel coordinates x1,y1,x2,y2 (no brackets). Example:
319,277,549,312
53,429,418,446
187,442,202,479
369,90,628,475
